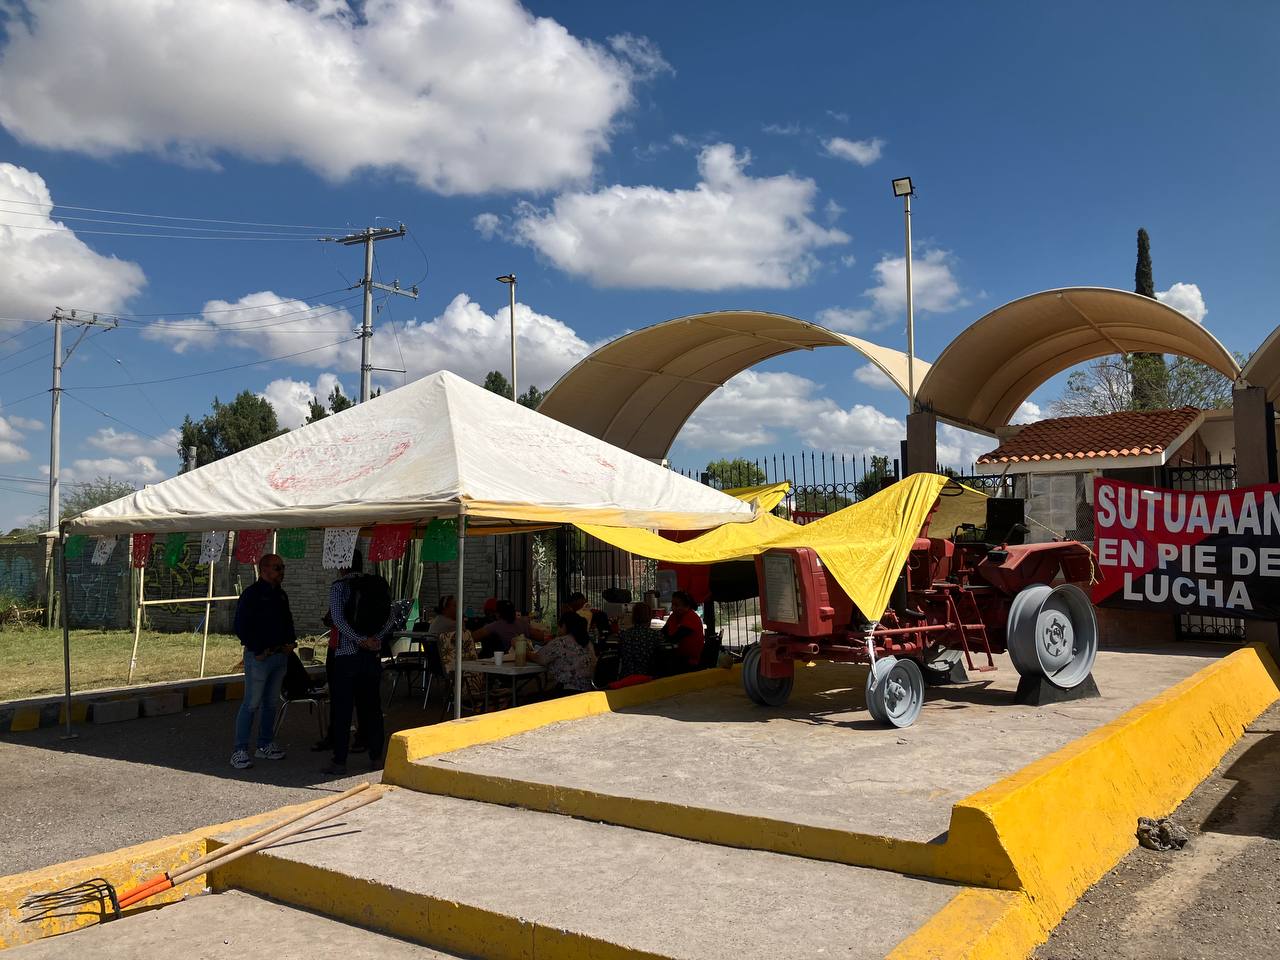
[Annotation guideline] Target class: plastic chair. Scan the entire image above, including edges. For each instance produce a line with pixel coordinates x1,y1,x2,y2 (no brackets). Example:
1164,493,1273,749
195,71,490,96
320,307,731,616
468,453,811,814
273,686,328,740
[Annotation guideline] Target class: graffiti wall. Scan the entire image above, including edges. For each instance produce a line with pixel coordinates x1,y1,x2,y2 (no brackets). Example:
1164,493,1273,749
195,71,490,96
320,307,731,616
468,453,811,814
0,542,46,603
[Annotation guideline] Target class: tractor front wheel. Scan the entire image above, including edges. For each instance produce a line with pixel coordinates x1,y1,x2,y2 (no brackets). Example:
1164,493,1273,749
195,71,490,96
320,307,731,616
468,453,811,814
864,656,925,727
742,643,794,707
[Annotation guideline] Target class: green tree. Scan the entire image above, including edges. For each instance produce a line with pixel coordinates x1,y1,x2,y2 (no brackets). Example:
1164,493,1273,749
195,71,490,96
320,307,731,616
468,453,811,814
180,391,284,471
854,455,895,500
305,382,355,424
517,384,545,409
483,370,513,399
1129,228,1167,409
22,476,137,531
1052,353,1245,417
703,457,766,489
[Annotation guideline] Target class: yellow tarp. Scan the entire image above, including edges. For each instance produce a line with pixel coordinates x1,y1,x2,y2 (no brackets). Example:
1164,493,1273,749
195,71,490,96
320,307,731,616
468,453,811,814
722,481,791,513
578,473,951,621
927,482,988,538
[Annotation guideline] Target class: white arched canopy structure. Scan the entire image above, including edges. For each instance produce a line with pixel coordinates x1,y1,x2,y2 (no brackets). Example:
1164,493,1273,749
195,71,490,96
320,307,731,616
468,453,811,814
1240,326,1280,401
538,310,924,460
917,287,1241,435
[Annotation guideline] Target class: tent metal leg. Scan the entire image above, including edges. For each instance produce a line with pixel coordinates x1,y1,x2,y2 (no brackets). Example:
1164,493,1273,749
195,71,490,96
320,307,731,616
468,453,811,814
59,527,77,740
198,561,214,678
127,561,146,683
454,515,465,720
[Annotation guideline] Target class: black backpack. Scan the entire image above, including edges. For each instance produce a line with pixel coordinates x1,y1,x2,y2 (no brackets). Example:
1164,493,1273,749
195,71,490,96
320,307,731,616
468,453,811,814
343,574,392,637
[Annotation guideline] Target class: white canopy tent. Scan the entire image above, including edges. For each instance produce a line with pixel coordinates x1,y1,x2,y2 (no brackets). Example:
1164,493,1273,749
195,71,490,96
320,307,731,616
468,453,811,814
58,371,757,726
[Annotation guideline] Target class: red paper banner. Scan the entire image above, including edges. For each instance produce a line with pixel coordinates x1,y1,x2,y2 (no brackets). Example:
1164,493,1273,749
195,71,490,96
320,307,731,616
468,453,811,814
131,533,155,569
234,529,270,564
369,523,413,562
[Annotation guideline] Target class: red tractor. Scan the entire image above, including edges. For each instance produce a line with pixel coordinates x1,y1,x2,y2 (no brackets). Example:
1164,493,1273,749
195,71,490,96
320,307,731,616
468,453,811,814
742,499,1098,727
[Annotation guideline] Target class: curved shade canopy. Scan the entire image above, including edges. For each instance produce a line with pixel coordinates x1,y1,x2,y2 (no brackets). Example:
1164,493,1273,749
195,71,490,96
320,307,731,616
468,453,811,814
1241,325,1280,401
917,287,1240,435
539,310,926,460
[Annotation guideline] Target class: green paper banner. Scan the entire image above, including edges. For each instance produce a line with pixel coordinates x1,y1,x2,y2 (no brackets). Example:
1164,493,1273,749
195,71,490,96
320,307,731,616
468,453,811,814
162,532,188,568
276,528,309,560
420,519,458,562
64,534,87,560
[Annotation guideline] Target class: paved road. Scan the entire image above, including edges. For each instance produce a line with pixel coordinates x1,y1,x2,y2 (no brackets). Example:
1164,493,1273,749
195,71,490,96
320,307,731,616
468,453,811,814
1037,701,1280,960
0,690,444,875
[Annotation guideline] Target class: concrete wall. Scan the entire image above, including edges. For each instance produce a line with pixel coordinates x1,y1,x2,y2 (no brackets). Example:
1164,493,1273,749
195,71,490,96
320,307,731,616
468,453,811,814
0,541,48,605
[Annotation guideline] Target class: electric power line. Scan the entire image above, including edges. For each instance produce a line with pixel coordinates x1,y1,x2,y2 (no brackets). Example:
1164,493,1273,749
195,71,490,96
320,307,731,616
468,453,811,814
63,391,171,444
65,336,359,389
0,222,331,241
0,195,349,231
0,207,343,237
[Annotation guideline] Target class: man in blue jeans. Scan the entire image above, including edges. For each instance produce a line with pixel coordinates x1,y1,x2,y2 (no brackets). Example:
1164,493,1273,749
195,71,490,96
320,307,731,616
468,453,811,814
230,552,295,770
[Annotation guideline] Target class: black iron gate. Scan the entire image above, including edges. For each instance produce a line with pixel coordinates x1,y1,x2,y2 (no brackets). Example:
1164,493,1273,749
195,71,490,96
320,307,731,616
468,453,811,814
1162,462,1246,643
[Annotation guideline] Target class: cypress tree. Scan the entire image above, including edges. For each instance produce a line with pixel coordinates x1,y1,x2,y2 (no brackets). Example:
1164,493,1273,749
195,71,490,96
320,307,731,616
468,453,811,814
1129,228,1167,409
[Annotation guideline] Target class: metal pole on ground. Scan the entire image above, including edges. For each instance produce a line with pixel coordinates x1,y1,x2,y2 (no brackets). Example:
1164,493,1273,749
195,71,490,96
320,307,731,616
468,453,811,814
128,557,146,683
199,561,215,678
454,514,466,720
59,525,76,740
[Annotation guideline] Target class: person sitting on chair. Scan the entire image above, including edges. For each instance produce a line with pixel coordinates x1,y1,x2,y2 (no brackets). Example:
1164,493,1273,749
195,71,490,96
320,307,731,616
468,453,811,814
660,591,704,674
618,602,662,679
473,599,545,654
531,612,597,694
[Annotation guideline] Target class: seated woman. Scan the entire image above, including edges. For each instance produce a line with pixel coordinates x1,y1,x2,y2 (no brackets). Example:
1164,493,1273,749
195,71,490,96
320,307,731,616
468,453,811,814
531,612,598,694
473,599,544,654
617,602,662,679
660,591,705,674
436,625,484,700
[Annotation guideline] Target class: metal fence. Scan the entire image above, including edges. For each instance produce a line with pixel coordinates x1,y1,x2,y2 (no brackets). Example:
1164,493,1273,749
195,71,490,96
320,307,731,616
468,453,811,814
1162,461,1245,643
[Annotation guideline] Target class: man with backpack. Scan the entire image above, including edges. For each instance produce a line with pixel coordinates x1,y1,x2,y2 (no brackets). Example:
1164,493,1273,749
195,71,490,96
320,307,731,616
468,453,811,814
320,549,393,775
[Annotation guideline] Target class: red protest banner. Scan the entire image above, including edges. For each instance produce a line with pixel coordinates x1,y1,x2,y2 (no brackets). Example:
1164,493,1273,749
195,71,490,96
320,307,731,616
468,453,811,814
1092,476,1280,619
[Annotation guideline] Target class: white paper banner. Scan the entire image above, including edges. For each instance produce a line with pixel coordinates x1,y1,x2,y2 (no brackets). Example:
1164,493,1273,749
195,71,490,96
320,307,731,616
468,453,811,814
90,536,117,566
199,530,227,565
322,527,360,569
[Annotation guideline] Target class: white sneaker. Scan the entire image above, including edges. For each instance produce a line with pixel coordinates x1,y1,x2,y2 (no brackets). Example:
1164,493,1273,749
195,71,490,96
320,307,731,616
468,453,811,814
230,749,253,769
255,743,286,761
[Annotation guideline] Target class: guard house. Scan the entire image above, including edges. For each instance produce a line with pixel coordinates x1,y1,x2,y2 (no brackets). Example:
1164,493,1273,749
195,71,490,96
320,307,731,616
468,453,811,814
972,407,1237,542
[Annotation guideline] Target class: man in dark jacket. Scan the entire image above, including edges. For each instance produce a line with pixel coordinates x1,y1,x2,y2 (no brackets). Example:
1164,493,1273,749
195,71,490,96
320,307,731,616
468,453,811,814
231,553,295,770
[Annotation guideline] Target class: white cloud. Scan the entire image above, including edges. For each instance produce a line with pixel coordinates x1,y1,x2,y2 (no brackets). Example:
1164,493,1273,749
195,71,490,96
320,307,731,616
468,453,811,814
85,426,180,458
0,413,32,463
854,364,895,390
824,136,885,166
1155,282,1207,324
679,370,903,453
260,372,346,430
608,33,674,79
139,291,360,366
1011,400,1043,425
512,143,849,290
391,293,594,390
59,456,166,486
762,122,802,136
817,306,876,333
473,213,502,240
8,415,42,430
937,425,995,470
0,0,647,195
0,163,145,327
864,249,966,316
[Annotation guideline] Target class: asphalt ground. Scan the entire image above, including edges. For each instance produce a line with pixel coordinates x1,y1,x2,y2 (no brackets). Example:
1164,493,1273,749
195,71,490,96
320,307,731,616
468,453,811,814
0,684,450,875
1035,700,1280,960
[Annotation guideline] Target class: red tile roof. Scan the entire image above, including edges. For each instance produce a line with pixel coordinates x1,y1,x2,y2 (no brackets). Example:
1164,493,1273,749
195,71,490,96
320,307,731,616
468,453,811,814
976,407,1202,465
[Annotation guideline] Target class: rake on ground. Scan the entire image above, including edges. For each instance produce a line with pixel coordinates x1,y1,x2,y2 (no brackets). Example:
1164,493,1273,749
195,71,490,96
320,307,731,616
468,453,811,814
20,782,380,923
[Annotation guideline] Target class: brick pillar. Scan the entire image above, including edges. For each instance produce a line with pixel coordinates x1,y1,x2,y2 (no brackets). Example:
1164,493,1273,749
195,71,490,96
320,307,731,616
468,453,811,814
905,409,938,475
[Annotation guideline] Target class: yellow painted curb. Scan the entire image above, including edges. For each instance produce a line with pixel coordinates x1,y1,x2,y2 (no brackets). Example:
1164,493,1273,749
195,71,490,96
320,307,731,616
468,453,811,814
211,847,673,960
186,685,212,707
57,701,88,725
0,796,343,950
8,708,40,733
383,666,740,776
886,888,1042,960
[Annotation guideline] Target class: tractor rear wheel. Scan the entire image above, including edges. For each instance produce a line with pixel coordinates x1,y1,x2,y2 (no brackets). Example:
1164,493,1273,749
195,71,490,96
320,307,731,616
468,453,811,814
1006,583,1098,689
864,656,925,728
742,643,794,707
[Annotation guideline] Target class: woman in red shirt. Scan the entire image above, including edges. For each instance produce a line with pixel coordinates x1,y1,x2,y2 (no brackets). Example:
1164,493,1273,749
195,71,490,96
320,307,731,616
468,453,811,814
661,591,704,671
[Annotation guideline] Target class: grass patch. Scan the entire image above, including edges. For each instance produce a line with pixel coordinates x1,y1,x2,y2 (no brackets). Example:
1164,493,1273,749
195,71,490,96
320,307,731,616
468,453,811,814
0,628,246,701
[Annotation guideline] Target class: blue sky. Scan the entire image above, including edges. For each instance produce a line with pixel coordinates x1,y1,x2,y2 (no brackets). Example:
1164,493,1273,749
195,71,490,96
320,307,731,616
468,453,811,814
0,0,1276,532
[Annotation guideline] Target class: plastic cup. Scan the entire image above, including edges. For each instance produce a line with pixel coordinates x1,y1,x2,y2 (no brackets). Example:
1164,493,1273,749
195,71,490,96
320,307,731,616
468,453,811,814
494,650,504,666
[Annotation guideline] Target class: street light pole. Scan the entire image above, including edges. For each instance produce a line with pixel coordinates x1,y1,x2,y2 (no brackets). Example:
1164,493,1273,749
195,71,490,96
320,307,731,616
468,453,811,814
904,189,915,414
497,274,517,401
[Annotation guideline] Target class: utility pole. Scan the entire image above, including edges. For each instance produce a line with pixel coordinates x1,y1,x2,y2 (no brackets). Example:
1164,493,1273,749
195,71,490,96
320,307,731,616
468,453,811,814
47,309,118,530
496,274,517,401
324,225,417,402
